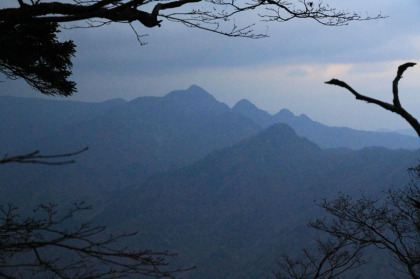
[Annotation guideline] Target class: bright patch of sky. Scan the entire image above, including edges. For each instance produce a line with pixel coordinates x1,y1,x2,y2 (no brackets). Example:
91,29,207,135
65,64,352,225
2,0,420,131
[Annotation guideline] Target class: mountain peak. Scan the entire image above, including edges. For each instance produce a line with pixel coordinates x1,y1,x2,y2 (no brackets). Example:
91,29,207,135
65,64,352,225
188,84,207,93
256,123,321,153
232,99,274,128
275,108,295,119
166,85,215,101
163,85,230,114
260,123,298,140
233,99,258,110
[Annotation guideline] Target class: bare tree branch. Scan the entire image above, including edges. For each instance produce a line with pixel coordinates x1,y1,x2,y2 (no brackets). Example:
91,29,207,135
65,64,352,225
0,0,385,36
275,227,368,279
0,1,385,95
325,62,420,138
276,165,420,279
312,174,420,278
0,147,89,165
0,202,195,278
393,62,417,108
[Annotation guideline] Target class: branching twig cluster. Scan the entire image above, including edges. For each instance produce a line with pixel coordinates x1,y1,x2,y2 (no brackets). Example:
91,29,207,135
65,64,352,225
0,202,194,278
275,238,367,279
1,0,385,39
313,178,420,278
276,166,420,279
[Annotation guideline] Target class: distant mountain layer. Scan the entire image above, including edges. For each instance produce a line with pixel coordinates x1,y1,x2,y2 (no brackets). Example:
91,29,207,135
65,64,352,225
0,96,126,152
2,85,419,207
97,123,420,279
0,86,261,207
233,98,420,149
1,85,420,279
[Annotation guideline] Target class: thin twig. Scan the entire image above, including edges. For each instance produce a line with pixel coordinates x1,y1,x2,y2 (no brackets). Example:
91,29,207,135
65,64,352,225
0,147,88,165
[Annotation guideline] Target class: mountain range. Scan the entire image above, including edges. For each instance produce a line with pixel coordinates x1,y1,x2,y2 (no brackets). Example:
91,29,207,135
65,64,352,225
1,85,419,278
96,123,419,278
233,98,420,149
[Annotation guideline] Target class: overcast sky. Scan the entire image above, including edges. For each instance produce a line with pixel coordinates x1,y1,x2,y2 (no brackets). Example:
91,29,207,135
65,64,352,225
2,1,420,131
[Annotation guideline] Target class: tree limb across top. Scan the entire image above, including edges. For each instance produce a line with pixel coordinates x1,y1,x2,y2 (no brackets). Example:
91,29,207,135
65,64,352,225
0,0,385,37
0,0,384,96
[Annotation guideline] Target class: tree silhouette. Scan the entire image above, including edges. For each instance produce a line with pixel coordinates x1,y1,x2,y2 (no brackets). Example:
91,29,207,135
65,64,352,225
276,63,420,279
0,145,194,278
0,1,388,278
0,0,384,96
0,202,193,279
275,170,420,278
0,21,76,96
275,237,367,279
326,62,420,138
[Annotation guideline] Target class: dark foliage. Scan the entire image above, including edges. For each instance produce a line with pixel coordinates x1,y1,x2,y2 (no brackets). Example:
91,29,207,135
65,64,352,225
0,21,76,96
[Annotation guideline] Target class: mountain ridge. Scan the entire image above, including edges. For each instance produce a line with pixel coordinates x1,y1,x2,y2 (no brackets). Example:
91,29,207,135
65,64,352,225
96,118,419,279
3,86,419,153
2,86,419,279
233,97,420,150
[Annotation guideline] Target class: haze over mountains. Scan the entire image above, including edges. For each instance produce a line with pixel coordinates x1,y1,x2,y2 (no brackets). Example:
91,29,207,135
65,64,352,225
1,85,419,278
2,85,418,156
